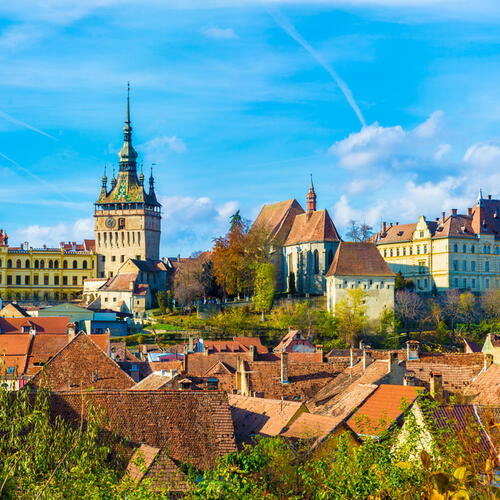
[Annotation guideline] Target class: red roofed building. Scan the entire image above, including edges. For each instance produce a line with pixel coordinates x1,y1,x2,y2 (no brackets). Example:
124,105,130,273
371,192,500,293
325,242,395,320
252,178,341,295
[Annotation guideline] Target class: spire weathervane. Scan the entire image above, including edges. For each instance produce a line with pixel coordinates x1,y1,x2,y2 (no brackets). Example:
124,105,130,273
118,81,138,169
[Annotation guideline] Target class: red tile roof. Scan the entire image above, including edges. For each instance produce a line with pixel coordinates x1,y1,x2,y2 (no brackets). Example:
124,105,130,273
280,412,344,442
0,317,70,335
285,209,341,245
44,390,237,470
25,334,69,376
0,303,29,318
347,384,421,436
326,242,394,277
0,334,33,374
464,364,500,405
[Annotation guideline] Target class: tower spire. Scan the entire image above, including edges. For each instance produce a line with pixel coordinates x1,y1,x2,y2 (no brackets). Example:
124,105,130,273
101,164,108,188
118,82,138,170
306,174,317,214
139,162,144,186
149,163,155,192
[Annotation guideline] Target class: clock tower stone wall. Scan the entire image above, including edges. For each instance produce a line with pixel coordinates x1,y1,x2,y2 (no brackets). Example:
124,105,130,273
94,86,162,278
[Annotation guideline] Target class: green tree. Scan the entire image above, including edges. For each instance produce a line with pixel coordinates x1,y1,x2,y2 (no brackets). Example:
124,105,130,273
156,291,166,315
334,288,368,346
459,291,476,332
253,263,275,322
394,271,406,291
166,290,174,311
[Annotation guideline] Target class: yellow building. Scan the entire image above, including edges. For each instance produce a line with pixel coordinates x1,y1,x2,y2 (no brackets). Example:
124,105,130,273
371,193,500,294
0,232,97,303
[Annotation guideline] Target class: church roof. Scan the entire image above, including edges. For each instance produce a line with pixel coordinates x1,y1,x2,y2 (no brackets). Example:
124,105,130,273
326,242,394,277
284,209,341,246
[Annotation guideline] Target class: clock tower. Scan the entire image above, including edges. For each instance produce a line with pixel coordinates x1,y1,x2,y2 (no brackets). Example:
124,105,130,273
94,85,161,278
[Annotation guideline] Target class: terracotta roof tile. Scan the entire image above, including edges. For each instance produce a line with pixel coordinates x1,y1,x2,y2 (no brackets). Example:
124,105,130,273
327,242,394,277
464,364,500,405
0,303,29,317
229,394,304,447
44,390,236,470
130,372,176,391
285,209,341,245
25,334,69,376
0,317,70,334
347,384,421,437
280,412,344,442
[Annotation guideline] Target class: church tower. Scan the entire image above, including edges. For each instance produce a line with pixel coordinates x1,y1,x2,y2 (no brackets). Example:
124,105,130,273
94,85,161,278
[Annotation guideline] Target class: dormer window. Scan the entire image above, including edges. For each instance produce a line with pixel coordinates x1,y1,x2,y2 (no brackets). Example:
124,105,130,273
22,326,31,333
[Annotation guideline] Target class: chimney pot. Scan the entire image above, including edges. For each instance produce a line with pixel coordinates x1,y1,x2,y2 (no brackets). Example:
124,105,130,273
430,371,443,401
403,371,415,386
442,211,446,223
382,221,387,232
451,208,457,215
467,208,472,216
281,351,289,384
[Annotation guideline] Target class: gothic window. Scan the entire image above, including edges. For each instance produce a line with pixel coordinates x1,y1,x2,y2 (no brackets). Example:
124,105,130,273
313,250,319,274
40,260,44,269
34,260,39,269
327,249,334,268
72,260,77,269
63,259,68,269
54,261,59,269
16,259,21,268
49,260,53,269
25,259,30,268
83,261,88,269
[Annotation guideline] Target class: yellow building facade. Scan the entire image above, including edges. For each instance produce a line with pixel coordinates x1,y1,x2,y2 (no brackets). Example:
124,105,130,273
371,195,500,294
0,238,97,302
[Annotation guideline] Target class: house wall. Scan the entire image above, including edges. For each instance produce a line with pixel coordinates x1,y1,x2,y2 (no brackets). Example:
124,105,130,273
326,274,395,320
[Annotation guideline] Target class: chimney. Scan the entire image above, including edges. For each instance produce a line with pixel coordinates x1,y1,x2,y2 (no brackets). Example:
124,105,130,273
249,344,255,362
236,356,241,374
406,340,420,361
382,221,387,232
488,194,492,200
68,322,77,341
183,344,188,355
467,208,472,216
362,350,372,370
403,371,415,386
281,351,289,384
484,353,494,371
316,344,323,354
182,352,187,372
451,208,457,215
188,334,194,353
359,340,365,350
429,372,443,401
387,352,398,374
442,211,446,223
435,218,439,222
350,347,356,368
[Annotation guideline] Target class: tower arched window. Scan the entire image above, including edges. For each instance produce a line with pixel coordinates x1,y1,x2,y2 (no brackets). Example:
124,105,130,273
34,260,39,269
72,260,77,269
63,260,68,269
54,261,59,269
40,260,44,269
83,261,88,269
16,259,21,269
49,260,53,269
25,260,30,268
313,250,319,274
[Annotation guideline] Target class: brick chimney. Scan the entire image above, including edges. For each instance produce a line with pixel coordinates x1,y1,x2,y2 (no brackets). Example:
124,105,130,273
406,340,420,361
467,208,472,216
387,352,398,374
403,371,415,386
362,349,372,370
67,322,77,340
382,221,387,232
249,344,255,362
188,334,194,353
281,351,289,384
430,372,443,401
442,211,446,223
451,208,457,215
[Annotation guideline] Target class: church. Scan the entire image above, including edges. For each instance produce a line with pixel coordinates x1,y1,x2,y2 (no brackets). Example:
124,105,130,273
252,180,341,295
83,86,170,315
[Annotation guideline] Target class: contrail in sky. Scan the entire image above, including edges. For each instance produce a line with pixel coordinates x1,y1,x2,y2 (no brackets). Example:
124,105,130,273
265,7,366,129
0,152,69,201
0,110,57,140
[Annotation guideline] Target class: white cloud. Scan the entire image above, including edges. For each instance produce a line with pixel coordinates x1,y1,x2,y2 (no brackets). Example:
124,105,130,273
434,143,451,160
202,26,237,39
140,135,186,156
463,142,500,169
11,217,93,248
413,110,443,138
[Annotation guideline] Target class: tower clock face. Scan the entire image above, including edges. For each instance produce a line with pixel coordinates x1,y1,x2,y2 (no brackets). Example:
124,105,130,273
105,217,116,229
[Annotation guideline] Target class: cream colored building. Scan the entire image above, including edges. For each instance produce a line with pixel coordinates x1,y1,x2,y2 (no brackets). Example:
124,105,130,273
325,242,395,320
371,193,500,294
94,86,161,278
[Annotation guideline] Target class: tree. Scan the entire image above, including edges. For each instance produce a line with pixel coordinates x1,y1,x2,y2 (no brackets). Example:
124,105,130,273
334,288,368,346
253,263,275,321
442,289,461,339
459,291,476,332
346,220,373,242
395,272,406,291
395,291,424,334
174,257,204,307
156,291,166,315
427,299,443,330
166,290,174,311
481,289,500,320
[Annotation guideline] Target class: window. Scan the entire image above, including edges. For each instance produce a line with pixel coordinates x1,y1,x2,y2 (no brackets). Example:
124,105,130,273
472,278,476,289
390,249,393,257
471,261,476,272
63,276,68,286
454,278,459,287
72,260,77,269
34,275,39,285
453,260,458,271
121,255,125,263
409,247,413,256
7,259,12,268
6,276,12,285
418,261,425,274
403,247,406,256
83,260,87,269
486,261,490,272
34,260,39,269
40,260,44,269
424,279,428,288
463,278,467,289
54,261,59,269
417,246,420,255
25,276,30,285
25,259,30,268
471,245,475,254
396,248,400,256
454,244,458,252
111,256,116,262
380,281,384,288
16,259,21,268
424,246,428,254
54,276,59,285
463,244,466,253
44,275,49,285
48,260,53,269
462,261,467,272
136,255,140,260
313,250,319,274
327,249,334,268
486,279,490,289
15,275,21,285
63,260,68,269
420,231,424,238
113,297,117,302
73,276,78,285
118,218,125,229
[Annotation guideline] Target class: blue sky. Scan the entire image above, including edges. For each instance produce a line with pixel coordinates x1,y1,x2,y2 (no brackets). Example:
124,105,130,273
1,1,500,257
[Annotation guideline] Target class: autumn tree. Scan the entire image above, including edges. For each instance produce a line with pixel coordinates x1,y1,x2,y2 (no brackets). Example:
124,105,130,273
481,289,500,320
459,291,476,332
174,256,204,307
334,288,368,346
253,263,275,321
